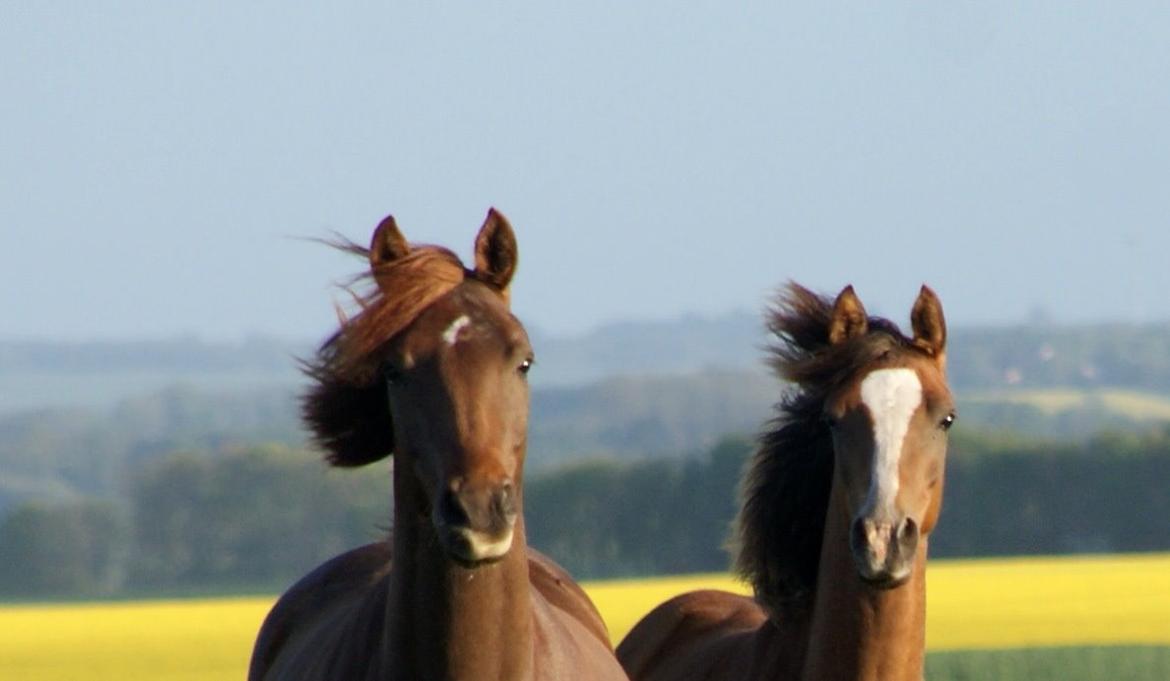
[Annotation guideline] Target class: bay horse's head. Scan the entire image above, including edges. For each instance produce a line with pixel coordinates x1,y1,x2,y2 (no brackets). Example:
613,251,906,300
302,209,532,566
821,285,954,588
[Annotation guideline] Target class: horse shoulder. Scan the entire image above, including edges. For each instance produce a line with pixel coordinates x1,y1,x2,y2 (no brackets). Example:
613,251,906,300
616,589,767,681
249,541,393,681
527,548,612,647
527,548,629,680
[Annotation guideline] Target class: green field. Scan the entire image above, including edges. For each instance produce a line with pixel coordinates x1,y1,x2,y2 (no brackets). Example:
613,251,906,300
926,646,1170,681
1,553,1168,680
963,388,1170,420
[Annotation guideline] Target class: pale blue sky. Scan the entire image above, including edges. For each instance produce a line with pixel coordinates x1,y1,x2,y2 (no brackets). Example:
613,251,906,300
3,3,1169,341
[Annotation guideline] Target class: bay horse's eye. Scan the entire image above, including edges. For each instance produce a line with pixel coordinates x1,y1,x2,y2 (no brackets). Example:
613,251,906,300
940,412,956,431
518,357,534,376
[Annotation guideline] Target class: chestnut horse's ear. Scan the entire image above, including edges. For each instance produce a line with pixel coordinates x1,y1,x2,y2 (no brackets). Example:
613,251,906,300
473,208,518,292
369,215,411,270
911,284,947,357
828,285,868,345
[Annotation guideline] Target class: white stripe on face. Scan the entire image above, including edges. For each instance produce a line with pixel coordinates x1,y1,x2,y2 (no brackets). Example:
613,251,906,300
858,368,923,518
441,315,472,346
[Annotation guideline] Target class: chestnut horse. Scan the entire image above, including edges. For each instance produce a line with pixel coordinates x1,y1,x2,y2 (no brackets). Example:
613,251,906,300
249,210,628,681
617,283,955,681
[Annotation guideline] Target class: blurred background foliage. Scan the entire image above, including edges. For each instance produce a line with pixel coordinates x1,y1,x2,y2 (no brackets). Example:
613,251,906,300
3,321,1170,598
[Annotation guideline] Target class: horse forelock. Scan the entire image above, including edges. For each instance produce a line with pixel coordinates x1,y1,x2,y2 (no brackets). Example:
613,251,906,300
328,246,467,379
302,243,504,467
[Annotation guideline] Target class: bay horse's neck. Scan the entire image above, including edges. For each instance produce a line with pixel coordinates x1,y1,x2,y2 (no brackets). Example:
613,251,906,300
386,460,534,681
799,479,927,681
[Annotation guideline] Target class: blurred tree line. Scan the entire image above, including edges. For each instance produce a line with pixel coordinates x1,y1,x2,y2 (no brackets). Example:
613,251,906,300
7,373,1170,526
0,446,389,598
2,427,1169,599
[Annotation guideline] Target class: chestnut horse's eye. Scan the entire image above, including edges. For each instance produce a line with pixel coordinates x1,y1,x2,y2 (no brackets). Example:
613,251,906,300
518,357,534,376
940,412,956,431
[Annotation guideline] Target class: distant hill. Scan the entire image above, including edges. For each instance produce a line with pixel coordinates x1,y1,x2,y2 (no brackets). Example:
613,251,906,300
948,322,1170,392
7,315,1170,412
0,336,305,413
529,369,775,464
5,314,1170,515
0,312,766,412
528,311,764,385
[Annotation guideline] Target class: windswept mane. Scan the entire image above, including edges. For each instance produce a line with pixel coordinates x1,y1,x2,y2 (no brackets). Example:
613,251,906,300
733,283,917,610
301,242,470,467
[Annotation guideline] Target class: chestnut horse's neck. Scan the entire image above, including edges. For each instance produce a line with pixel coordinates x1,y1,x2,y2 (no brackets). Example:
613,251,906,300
799,479,927,681
385,460,535,681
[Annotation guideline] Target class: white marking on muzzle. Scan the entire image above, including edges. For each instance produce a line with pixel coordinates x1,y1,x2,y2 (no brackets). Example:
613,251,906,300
441,315,472,346
858,368,923,519
456,527,515,561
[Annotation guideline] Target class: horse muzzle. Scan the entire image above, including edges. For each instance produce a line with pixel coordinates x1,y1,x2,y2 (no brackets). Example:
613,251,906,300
434,478,518,566
850,515,918,589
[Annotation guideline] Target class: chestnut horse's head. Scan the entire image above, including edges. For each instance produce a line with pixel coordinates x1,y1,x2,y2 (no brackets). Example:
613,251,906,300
302,209,533,566
821,285,954,588
736,283,955,608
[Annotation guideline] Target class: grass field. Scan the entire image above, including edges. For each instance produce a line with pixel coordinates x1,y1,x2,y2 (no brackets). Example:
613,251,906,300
1,553,1167,680
925,646,1170,681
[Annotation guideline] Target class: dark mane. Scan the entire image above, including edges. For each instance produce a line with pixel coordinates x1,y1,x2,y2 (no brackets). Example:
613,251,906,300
733,282,919,610
301,242,470,467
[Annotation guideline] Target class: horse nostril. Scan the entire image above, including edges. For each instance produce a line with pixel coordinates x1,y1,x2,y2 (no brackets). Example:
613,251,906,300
895,516,920,560
438,479,517,534
438,489,470,527
850,517,869,555
495,480,517,519
898,517,918,542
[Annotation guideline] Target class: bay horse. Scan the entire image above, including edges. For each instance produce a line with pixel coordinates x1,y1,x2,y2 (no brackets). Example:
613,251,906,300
249,210,628,681
616,283,955,681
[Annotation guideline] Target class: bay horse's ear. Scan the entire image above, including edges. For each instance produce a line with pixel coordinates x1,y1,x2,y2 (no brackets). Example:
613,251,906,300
369,215,411,270
828,285,868,345
911,284,947,357
473,208,518,292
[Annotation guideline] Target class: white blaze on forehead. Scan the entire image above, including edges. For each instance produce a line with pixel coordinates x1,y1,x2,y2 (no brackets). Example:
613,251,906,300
858,368,923,517
441,315,472,346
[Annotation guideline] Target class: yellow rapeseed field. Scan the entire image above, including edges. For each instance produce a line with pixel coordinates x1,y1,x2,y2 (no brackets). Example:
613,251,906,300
1,553,1167,681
